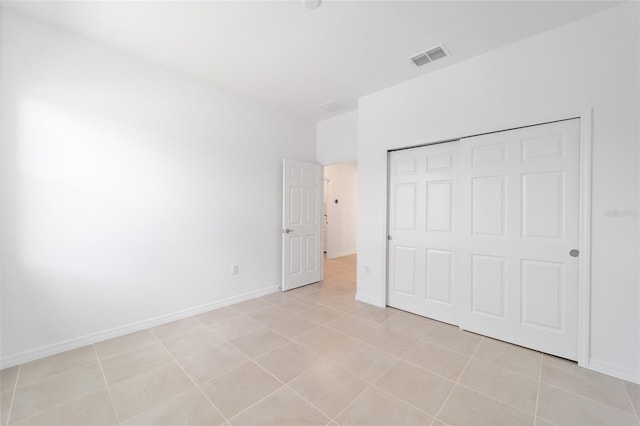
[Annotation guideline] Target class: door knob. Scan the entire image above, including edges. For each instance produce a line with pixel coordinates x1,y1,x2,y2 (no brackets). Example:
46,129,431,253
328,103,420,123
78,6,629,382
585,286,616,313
283,228,294,234
569,249,579,257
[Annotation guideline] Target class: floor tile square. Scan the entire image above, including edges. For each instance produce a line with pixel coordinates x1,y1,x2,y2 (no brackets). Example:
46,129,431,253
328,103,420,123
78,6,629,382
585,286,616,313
254,342,320,383
422,325,481,355
402,340,469,380
161,327,224,359
94,330,158,360
541,355,633,413
289,362,367,418
458,359,538,413
375,360,453,416
200,362,282,419
230,328,289,358
17,346,97,388
229,387,328,426
101,342,173,385
537,383,637,426
335,387,432,426
12,390,117,426
267,315,318,339
196,307,242,326
438,385,534,426
207,316,265,341
359,326,416,357
329,340,398,383
109,363,193,421
122,388,225,426
473,337,541,380
10,364,106,424
151,317,208,342
178,342,248,384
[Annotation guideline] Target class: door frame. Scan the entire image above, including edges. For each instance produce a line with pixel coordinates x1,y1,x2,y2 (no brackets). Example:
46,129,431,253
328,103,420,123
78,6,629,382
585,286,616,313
384,110,593,367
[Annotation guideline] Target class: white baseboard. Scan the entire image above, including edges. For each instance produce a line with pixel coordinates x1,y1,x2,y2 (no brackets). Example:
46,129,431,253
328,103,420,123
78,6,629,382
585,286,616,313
0,285,279,369
587,358,640,384
355,292,385,308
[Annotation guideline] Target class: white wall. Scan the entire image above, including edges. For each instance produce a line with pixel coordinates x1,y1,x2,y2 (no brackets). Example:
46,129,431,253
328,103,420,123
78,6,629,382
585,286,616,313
356,3,640,383
324,162,358,259
316,110,358,165
0,11,315,366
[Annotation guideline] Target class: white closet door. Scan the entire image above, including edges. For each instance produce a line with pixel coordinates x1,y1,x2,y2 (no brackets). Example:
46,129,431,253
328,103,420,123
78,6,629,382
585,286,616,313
387,119,580,360
458,120,580,360
387,141,461,325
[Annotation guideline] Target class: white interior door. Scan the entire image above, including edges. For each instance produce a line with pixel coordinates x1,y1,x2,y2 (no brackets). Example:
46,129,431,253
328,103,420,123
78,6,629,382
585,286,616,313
387,119,580,360
387,142,461,325
458,120,580,360
282,159,323,291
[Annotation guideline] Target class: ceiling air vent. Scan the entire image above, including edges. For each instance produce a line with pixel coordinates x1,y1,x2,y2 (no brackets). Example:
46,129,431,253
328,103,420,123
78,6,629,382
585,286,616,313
409,44,448,67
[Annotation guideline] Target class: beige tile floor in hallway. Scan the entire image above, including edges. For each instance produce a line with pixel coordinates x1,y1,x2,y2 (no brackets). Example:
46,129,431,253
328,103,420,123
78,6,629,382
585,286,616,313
1,254,639,425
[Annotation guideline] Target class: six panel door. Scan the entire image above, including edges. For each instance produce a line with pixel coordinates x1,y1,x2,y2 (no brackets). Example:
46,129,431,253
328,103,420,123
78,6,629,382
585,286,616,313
387,142,461,325
458,120,580,360
283,159,323,291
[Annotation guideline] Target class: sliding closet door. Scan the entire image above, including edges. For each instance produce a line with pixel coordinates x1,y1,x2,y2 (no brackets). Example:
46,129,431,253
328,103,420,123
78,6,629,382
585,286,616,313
387,119,580,360
458,120,580,360
387,141,461,325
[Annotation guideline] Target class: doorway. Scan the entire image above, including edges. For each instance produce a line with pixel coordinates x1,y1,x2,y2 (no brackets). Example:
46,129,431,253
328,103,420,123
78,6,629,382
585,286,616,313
323,162,358,259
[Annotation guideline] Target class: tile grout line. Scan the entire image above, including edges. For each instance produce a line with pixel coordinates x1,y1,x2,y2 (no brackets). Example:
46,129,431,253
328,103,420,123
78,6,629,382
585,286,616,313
454,382,538,419
5,357,98,391
428,335,484,425
222,361,293,425
622,383,640,423
91,344,121,425
149,328,232,426
218,329,342,424
539,380,640,418
327,332,423,424
222,322,363,425
288,357,374,423
324,311,480,360
6,362,117,425
282,381,336,423
6,362,118,425
533,352,544,425
4,364,21,426
291,315,448,388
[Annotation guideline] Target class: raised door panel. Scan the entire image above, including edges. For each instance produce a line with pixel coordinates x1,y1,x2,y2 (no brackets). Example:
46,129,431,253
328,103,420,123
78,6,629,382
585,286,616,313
521,260,564,331
472,176,506,237
471,255,506,319
425,249,453,304
394,183,417,230
426,181,453,232
394,246,417,296
522,172,564,240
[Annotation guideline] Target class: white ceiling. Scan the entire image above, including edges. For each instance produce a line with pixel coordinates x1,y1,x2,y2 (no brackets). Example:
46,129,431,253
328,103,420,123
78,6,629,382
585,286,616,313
6,0,621,122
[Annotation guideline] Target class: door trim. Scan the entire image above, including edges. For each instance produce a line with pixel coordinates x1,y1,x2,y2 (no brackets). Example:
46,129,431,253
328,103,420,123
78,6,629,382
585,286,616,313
384,110,593,366
577,109,593,368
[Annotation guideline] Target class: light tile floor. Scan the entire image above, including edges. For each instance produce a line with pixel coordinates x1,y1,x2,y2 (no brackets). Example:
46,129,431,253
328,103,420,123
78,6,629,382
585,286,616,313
1,255,639,425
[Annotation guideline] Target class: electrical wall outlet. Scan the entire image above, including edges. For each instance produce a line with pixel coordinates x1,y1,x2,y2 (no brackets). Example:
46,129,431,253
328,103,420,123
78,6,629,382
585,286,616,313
232,264,239,275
